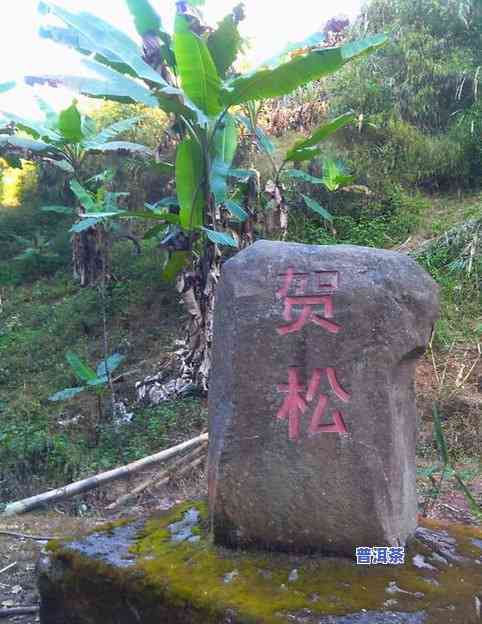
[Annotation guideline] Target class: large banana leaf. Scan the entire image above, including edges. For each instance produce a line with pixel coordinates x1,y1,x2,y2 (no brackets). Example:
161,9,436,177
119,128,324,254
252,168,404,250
176,137,204,230
0,135,58,157
70,180,96,213
58,101,84,143
125,0,162,37
0,111,59,141
66,351,97,383
285,112,355,161
211,112,238,203
207,13,243,78
0,81,15,94
29,58,159,108
41,2,167,86
85,116,140,146
87,141,153,156
222,34,387,106
174,15,222,116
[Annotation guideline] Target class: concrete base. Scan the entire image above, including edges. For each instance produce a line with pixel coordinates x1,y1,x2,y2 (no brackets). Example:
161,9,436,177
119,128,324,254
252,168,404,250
37,501,482,624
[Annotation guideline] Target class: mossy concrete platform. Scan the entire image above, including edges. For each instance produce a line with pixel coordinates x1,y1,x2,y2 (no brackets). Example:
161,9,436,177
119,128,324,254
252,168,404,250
37,501,482,624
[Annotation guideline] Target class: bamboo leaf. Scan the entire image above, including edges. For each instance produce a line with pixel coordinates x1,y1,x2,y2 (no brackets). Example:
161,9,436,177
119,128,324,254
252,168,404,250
174,15,222,116
302,194,333,222
66,351,97,383
176,137,204,231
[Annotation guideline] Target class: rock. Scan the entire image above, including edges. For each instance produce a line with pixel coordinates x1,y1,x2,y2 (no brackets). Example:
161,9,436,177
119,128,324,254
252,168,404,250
36,504,482,624
209,241,439,555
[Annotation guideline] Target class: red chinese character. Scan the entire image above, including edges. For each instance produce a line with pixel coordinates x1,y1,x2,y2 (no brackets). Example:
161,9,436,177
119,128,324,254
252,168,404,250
276,268,341,336
276,367,350,441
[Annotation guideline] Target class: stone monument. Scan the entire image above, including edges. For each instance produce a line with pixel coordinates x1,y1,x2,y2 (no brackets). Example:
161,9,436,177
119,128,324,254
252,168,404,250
36,241,482,624
209,241,439,555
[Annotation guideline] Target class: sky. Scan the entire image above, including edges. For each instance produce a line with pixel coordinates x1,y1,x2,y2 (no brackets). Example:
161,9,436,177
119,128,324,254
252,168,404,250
0,0,363,118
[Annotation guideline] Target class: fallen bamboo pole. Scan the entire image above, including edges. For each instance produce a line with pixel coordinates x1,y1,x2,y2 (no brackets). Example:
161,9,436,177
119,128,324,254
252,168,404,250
3,433,208,517
0,607,39,618
106,442,208,511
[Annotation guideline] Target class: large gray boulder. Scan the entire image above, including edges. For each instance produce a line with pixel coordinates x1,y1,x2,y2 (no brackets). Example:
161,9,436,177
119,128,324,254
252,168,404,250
208,241,439,555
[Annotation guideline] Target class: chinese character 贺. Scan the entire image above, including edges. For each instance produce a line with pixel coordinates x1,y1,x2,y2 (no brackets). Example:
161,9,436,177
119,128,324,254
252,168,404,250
276,268,341,336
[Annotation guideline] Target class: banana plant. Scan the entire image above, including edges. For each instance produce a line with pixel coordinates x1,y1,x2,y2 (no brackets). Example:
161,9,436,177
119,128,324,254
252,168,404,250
49,351,126,421
29,0,387,392
0,98,153,285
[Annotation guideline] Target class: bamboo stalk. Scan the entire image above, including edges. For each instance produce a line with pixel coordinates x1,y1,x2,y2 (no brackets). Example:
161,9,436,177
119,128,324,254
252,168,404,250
106,443,207,510
0,563,16,576
0,607,39,618
3,433,208,517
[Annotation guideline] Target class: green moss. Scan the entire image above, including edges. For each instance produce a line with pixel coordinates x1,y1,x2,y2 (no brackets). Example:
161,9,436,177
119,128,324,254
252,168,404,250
44,502,482,624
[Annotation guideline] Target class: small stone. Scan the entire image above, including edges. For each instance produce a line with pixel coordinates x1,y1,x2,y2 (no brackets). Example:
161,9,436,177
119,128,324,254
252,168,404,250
412,554,437,570
280,584,288,592
429,552,448,566
223,570,239,585
384,599,398,607
288,569,299,582
472,539,482,551
1,600,14,608
259,569,273,579
11,585,22,594
309,593,320,603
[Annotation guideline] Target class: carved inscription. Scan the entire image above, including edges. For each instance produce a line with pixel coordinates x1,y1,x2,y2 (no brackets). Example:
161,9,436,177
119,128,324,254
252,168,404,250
275,267,350,441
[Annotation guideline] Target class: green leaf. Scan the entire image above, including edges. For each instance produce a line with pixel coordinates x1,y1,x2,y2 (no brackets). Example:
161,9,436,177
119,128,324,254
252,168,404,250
225,200,248,222
45,158,75,173
0,135,54,155
49,387,85,401
211,112,238,204
432,405,449,465
223,34,387,106
321,158,354,191
174,15,222,116
286,146,321,162
30,58,159,109
162,251,189,282
70,217,103,233
207,13,242,78
87,141,152,156
143,224,168,239
228,168,257,180
285,170,324,184
0,111,59,141
87,376,109,387
66,351,97,383
236,114,274,155
41,2,168,86
125,0,162,37
0,81,15,94
176,137,204,231
286,112,355,161
86,116,140,145
57,101,84,143
96,353,125,378
41,205,75,214
302,194,333,222
202,227,238,247
70,180,96,212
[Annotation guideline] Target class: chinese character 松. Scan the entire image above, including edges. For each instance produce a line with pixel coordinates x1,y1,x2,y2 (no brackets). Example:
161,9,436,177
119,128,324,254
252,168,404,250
277,367,350,441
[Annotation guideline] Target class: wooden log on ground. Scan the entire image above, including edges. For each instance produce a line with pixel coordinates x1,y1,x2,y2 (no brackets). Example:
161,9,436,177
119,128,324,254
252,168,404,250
106,442,207,511
2,433,208,517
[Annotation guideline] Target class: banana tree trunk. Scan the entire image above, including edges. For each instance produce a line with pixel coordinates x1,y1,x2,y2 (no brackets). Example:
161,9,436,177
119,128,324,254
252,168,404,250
72,226,111,287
